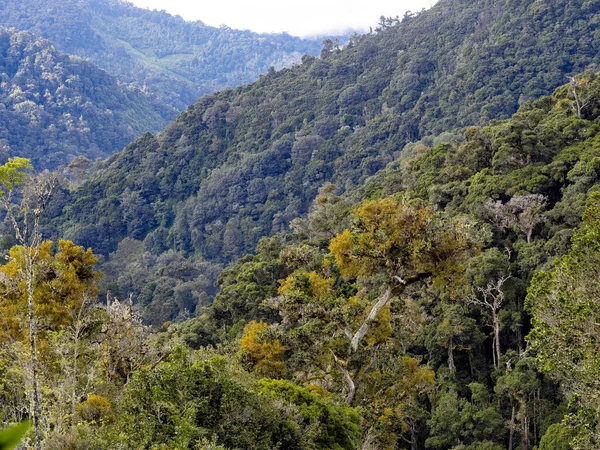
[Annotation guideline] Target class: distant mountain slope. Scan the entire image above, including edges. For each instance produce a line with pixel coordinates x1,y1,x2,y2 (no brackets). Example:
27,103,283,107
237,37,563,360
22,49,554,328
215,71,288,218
49,0,600,264
0,0,336,110
0,27,173,168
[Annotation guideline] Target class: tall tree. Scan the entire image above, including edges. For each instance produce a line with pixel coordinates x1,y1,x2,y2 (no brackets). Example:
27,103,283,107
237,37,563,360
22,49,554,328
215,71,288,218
0,158,55,450
329,197,478,354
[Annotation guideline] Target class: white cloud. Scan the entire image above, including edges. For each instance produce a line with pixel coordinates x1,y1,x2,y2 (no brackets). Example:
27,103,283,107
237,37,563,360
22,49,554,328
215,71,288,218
126,0,435,37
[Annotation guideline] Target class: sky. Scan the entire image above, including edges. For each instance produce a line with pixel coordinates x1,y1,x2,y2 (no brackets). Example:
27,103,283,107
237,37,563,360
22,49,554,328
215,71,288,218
127,0,436,38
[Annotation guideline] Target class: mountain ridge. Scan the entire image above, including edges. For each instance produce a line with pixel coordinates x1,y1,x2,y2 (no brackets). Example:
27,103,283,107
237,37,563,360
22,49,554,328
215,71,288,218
0,26,174,168
0,0,341,111
47,0,600,263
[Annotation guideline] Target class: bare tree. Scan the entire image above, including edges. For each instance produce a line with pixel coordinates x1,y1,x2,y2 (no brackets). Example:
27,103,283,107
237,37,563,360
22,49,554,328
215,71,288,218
509,195,548,243
0,159,56,450
568,76,589,119
484,194,547,243
102,295,158,384
469,275,510,369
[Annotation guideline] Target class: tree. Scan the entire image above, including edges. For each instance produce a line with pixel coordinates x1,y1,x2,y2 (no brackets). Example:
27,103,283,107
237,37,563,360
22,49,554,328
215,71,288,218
426,383,504,449
469,275,509,370
259,379,360,450
495,357,541,450
425,302,481,373
0,158,55,450
239,320,286,378
568,75,590,119
101,297,155,383
113,347,357,450
329,197,477,354
484,195,547,243
273,197,476,447
527,193,600,447
0,239,100,439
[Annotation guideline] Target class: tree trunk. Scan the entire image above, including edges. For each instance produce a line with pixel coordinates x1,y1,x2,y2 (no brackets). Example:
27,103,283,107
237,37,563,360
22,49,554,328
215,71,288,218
350,286,393,352
361,428,375,450
572,84,583,118
71,328,80,427
508,405,516,450
332,352,356,404
27,251,42,450
410,421,418,450
448,336,455,372
523,414,529,450
492,311,501,369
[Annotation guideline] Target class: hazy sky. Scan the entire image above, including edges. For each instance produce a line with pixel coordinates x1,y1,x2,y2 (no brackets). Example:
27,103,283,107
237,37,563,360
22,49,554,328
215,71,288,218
127,0,436,37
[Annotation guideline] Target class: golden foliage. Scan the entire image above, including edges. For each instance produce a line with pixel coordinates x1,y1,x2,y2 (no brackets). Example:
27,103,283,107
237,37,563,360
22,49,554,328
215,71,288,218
239,320,286,377
278,270,334,301
76,394,115,425
365,304,392,346
0,240,100,342
330,197,477,288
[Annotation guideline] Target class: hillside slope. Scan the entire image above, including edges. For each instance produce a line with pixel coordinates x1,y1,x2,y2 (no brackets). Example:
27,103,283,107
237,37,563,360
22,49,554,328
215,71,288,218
49,0,600,263
0,0,336,110
0,27,173,168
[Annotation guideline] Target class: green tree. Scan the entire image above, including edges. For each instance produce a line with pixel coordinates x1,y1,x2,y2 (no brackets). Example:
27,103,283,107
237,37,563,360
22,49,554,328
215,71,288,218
527,193,600,447
329,197,478,354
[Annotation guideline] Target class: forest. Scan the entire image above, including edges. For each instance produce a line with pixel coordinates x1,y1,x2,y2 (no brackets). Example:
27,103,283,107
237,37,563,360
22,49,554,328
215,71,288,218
0,0,337,111
0,27,173,169
2,0,600,448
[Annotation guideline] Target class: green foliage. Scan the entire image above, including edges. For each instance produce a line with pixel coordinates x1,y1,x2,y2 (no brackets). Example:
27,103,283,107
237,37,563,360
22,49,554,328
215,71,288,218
527,193,600,447
76,395,115,426
0,422,29,450
0,27,173,168
426,386,504,449
0,157,31,192
259,379,361,450
47,0,600,270
212,237,290,330
0,0,335,112
538,423,574,450
111,347,359,450
2,1,599,448
99,238,222,326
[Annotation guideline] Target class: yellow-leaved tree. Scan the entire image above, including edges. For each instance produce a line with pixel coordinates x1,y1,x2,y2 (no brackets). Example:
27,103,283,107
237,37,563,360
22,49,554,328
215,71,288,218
329,197,478,354
239,320,286,378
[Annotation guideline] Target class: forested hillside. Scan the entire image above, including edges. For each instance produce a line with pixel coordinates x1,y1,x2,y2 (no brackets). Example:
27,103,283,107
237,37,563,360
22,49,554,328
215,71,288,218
3,74,600,449
4,0,600,448
46,0,600,296
0,0,337,111
0,27,173,168
146,72,600,448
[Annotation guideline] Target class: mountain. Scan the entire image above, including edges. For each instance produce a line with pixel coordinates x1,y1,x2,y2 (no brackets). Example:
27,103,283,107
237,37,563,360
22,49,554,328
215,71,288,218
0,27,173,168
17,70,600,450
0,0,339,111
48,0,600,262
3,0,600,448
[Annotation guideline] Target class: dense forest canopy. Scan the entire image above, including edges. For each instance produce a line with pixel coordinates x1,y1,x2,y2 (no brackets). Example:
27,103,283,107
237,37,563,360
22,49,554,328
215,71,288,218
0,0,340,111
3,0,600,448
0,27,173,168
40,0,600,321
